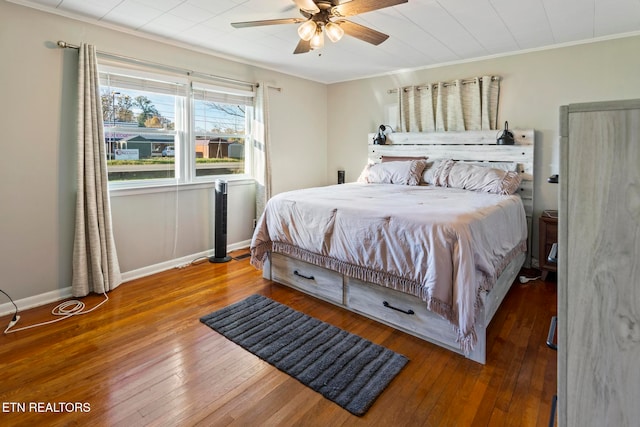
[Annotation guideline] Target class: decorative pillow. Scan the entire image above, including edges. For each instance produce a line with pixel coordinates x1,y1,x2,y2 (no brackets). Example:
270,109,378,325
358,159,427,186
433,159,522,195
461,161,518,172
432,159,456,187
356,163,373,183
421,159,442,185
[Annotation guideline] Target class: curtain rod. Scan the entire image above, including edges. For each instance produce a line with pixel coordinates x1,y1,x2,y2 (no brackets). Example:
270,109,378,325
257,84,282,92
57,40,256,90
387,76,500,94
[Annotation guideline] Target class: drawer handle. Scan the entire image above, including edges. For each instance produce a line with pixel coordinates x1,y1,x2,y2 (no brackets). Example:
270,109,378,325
293,270,315,281
383,301,415,315
546,316,557,350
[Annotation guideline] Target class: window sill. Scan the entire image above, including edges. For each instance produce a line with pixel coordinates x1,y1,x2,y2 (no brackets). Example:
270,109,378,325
109,175,255,197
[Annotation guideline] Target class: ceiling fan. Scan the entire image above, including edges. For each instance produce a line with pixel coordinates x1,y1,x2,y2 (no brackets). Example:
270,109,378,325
231,0,408,54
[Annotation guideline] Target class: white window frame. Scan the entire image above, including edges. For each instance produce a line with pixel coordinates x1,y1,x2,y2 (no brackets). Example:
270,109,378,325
190,81,254,184
98,61,255,193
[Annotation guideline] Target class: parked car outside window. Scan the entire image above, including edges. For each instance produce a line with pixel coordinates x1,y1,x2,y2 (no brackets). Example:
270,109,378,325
162,146,175,157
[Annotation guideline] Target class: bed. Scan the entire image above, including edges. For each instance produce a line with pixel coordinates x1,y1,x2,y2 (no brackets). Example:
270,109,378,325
250,130,534,364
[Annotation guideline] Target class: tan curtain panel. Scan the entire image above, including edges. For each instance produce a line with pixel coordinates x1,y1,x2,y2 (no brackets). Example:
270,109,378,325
461,77,481,130
396,76,500,132
252,83,273,220
417,85,436,132
481,75,500,130
72,43,122,297
397,86,414,132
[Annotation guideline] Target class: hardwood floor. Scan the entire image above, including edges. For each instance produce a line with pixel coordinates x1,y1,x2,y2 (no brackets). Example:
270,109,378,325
0,252,557,426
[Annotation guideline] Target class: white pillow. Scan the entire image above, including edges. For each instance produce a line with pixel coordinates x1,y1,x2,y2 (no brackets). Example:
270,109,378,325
421,159,442,185
461,161,518,172
423,160,518,185
358,159,427,186
433,159,522,195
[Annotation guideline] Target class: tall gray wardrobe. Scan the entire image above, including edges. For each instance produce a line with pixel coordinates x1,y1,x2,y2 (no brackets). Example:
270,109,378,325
558,99,640,426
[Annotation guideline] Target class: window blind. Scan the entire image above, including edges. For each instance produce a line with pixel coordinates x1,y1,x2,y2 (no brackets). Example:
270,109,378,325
99,65,187,96
192,82,254,106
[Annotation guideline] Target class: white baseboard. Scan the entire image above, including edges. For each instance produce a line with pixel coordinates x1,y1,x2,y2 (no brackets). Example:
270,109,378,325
0,241,252,317
0,287,73,318
122,240,251,282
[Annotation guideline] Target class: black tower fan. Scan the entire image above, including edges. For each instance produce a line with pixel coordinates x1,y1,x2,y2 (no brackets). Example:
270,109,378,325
209,179,231,263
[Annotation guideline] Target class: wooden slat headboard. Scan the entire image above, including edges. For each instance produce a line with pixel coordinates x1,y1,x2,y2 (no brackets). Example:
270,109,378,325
367,129,535,266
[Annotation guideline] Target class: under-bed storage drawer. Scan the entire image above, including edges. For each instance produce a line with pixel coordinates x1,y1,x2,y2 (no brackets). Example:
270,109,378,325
347,278,458,345
270,253,344,304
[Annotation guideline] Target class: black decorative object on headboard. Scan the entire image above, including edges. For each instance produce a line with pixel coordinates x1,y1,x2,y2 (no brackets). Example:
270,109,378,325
373,125,389,145
496,121,515,145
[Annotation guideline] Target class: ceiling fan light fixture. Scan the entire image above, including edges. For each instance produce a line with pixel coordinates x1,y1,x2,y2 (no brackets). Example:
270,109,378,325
310,29,325,50
232,0,406,55
325,22,344,42
297,19,317,41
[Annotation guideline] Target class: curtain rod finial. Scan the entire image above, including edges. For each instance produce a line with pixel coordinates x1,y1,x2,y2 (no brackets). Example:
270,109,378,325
57,40,67,48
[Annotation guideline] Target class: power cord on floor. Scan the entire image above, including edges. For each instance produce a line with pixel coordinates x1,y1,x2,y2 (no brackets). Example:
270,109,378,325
519,275,541,284
2,289,109,334
174,251,250,269
175,255,211,269
1,289,19,333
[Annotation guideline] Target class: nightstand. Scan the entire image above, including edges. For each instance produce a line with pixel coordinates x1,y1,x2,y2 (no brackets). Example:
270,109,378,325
539,210,558,280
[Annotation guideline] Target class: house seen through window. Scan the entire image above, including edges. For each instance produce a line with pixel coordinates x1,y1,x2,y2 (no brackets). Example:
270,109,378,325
99,64,252,184
192,82,252,178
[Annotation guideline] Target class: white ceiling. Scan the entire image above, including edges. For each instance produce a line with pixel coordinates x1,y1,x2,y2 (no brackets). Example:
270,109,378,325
13,0,640,83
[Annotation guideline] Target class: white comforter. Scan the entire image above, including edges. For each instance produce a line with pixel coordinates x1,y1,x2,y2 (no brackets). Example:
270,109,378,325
251,183,527,349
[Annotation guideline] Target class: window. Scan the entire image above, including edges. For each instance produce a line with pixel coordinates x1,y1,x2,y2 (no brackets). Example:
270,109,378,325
98,62,254,186
192,83,254,178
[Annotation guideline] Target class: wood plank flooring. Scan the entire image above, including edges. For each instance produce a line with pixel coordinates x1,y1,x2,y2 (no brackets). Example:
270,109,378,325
0,252,557,426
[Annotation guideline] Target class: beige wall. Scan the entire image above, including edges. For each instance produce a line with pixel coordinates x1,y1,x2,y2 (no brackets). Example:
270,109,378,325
327,35,640,259
0,1,327,305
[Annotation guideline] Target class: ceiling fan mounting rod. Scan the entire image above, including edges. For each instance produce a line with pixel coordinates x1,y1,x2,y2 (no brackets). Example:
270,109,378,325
310,10,333,25
315,1,334,10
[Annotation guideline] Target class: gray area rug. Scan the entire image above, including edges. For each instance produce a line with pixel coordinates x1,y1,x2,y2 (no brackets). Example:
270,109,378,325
200,294,408,416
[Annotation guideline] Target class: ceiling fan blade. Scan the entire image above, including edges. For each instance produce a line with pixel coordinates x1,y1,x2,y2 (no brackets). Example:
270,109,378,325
231,17,305,28
293,0,320,13
333,0,407,17
293,39,312,54
340,20,389,45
